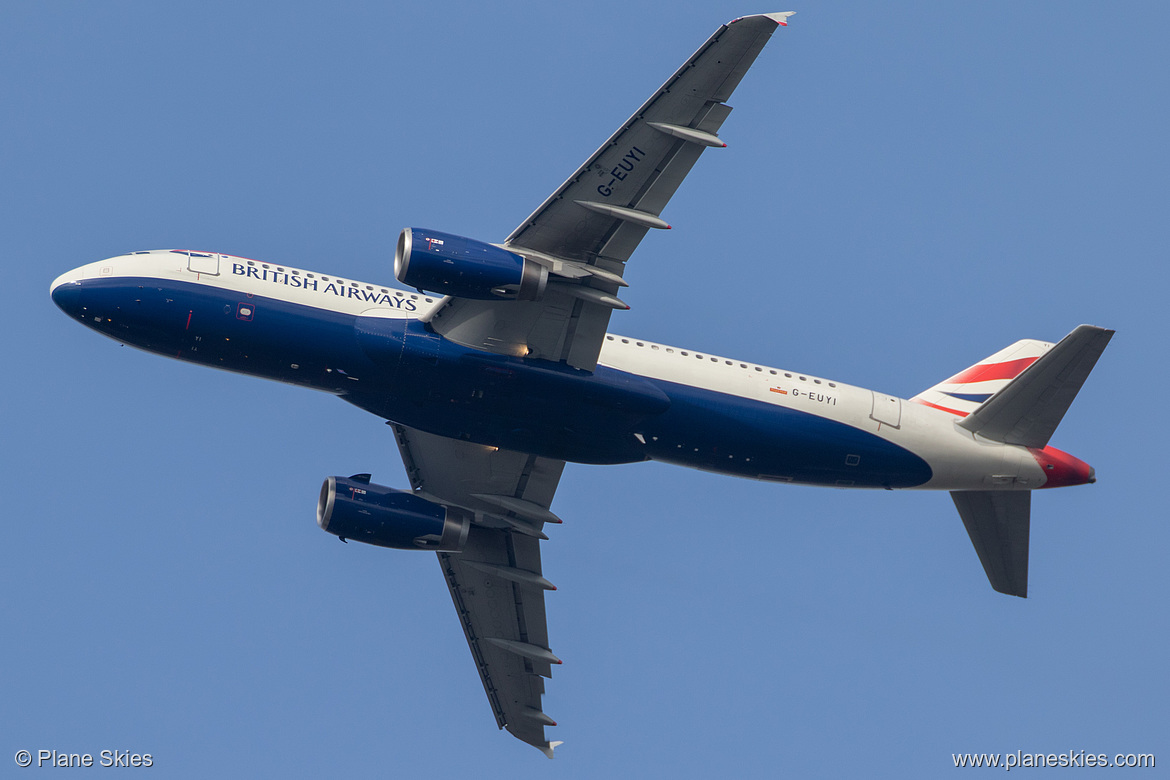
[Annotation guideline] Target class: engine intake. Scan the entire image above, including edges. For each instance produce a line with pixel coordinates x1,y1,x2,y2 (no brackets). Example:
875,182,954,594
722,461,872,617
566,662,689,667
394,227,547,301
317,475,471,552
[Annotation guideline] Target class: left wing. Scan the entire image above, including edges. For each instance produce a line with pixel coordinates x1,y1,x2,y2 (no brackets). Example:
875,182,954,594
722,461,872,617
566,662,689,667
391,423,567,757
427,13,792,371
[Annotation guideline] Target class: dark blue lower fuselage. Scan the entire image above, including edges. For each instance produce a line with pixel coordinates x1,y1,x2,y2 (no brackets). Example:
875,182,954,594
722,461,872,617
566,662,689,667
58,277,932,488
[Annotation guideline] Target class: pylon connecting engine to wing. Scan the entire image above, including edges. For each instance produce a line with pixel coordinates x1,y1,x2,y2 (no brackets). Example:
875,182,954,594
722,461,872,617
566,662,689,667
317,474,471,551
395,227,548,301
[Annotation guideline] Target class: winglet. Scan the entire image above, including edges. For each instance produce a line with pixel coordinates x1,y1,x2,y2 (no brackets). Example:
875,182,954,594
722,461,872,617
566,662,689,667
764,12,796,26
729,12,794,27
539,741,564,760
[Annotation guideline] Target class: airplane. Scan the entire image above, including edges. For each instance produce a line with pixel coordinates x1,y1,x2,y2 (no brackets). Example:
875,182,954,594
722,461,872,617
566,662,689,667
49,13,1112,758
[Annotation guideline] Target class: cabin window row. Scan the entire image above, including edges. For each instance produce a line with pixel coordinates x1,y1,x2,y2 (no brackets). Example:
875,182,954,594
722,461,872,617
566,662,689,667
605,335,836,387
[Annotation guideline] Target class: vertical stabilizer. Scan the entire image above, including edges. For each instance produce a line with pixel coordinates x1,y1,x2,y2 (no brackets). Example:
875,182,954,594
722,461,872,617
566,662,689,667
912,338,1055,418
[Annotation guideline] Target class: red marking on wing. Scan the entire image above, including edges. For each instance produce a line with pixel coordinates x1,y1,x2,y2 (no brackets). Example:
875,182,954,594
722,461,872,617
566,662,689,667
948,357,1038,385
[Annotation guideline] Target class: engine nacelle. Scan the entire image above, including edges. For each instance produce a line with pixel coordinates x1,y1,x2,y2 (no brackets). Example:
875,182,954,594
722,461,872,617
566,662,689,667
317,475,471,552
394,227,547,301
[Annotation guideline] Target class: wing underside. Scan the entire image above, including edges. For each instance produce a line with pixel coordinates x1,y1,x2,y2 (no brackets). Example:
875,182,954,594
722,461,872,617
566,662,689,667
391,424,565,756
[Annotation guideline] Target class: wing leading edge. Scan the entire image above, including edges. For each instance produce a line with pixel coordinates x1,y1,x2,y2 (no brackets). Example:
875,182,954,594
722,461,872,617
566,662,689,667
427,13,792,371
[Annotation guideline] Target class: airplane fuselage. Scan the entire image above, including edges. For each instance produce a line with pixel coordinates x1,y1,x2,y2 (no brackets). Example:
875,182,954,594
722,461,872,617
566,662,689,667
51,250,1079,492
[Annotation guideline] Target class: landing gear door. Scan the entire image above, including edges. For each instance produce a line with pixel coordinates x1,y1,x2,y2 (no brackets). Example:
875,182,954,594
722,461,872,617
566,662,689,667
187,251,220,276
870,391,902,429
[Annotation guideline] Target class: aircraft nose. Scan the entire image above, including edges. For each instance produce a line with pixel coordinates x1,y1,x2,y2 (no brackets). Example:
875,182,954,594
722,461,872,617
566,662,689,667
50,274,84,317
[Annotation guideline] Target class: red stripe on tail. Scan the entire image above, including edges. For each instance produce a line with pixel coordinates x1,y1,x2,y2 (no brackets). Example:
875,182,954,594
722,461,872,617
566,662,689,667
948,357,1038,385
912,399,970,417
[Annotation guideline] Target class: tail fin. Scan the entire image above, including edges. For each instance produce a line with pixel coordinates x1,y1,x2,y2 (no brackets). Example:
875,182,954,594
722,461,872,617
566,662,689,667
912,338,1056,418
937,326,1114,599
958,325,1114,448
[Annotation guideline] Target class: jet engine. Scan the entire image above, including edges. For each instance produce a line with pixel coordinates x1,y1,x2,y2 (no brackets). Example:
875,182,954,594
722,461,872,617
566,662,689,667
394,227,547,301
317,474,471,552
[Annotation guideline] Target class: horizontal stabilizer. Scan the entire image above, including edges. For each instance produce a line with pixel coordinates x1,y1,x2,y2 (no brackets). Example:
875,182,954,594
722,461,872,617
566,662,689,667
958,325,1114,448
951,490,1030,598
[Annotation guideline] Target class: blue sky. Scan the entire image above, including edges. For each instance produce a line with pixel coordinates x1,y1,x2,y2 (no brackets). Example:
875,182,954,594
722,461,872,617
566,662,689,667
3,2,1166,777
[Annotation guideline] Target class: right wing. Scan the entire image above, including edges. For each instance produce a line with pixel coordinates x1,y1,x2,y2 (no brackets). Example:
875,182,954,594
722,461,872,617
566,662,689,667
428,13,793,371
391,423,567,757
